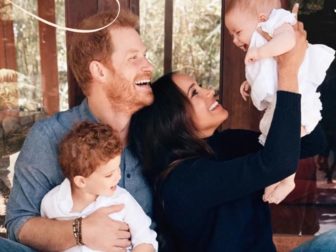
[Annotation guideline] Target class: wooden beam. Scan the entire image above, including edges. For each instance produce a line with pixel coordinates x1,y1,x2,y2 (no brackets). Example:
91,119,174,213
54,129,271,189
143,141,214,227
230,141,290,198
0,21,4,68
0,15,16,70
219,0,225,105
164,0,173,74
98,0,128,12
99,0,139,15
281,0,289,9
0,4,17,110
65,0,98,108
37,0,59,115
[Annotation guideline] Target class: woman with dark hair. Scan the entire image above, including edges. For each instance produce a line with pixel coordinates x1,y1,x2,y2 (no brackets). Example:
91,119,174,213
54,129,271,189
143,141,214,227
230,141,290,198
129,24,326,252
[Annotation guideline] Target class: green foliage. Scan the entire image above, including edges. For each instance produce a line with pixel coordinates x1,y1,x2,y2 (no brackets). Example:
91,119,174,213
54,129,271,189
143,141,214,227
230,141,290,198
11,0,42,110
55,0,68,111
140,0,165,80
173,0,221,89
140,0,221,89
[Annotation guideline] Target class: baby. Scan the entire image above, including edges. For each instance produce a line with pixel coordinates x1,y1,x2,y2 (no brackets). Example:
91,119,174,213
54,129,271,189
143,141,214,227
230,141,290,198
40,121,158,252
225,0,335,204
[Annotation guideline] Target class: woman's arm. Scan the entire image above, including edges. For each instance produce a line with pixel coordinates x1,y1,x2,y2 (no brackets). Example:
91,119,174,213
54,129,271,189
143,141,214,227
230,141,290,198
164,92,301,207
162,20,308,208
277,21,307,93
213,124,326,160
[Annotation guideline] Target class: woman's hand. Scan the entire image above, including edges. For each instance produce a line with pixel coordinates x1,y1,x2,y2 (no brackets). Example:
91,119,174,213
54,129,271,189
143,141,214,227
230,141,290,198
277,3,308,93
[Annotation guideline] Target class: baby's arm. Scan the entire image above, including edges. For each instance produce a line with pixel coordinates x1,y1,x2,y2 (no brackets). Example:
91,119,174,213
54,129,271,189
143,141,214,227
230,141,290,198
245,23,296,64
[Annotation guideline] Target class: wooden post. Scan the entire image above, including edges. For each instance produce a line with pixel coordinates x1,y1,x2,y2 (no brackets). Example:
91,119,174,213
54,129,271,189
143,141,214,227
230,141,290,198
164,0,173,74
98,0,128,12
0,3,18,109
65,0,98,108
219,0,225,105
98,0,139,14
37,0,60,115
0,4,16,70
281,0,289,9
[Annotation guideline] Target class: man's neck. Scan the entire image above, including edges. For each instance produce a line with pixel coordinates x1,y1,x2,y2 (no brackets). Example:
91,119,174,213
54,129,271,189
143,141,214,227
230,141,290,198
87,96,131,145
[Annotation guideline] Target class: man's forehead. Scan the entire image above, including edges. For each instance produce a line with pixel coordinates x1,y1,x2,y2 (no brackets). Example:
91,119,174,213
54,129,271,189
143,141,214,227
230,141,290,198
109,27,146,52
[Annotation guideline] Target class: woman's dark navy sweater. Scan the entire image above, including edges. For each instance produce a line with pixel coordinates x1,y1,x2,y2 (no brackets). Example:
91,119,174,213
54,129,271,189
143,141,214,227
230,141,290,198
159,92,325,252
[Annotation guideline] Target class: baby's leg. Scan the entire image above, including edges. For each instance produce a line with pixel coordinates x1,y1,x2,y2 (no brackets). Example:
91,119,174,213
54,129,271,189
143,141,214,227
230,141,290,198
264,174,296,204
263,182,280,202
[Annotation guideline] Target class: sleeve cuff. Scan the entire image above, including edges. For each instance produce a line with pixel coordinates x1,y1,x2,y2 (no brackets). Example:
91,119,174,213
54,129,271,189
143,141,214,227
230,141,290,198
276,91,301,110
7,216,33,242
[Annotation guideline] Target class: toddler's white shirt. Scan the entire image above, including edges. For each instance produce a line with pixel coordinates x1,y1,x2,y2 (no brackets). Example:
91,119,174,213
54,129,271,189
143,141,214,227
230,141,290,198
41,178,158,252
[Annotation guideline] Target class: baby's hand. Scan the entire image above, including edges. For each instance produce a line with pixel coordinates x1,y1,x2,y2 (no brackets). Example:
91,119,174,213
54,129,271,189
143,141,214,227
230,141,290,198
239,81,250,101
245,47,260,64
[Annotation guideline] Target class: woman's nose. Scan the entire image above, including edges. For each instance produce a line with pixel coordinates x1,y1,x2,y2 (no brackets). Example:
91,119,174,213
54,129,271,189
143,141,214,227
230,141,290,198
208,88,215,97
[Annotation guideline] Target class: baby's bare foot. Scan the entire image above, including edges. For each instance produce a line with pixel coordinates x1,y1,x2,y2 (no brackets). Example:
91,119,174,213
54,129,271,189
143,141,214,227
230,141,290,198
266,182,295,204
263,182,279,202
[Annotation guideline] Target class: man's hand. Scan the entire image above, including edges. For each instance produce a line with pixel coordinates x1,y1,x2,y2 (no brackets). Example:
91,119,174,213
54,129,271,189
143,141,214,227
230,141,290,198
82,205,131,252
239,80,250,101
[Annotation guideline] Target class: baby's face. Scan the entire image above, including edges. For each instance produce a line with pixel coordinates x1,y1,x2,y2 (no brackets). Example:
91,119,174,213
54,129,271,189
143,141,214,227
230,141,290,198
84,155,122,197
225,8,259,51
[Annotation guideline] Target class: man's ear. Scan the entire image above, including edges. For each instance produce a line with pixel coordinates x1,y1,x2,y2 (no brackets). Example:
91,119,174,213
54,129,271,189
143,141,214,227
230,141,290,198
73,175,87,188
258,13,268,22
89,60,105,81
